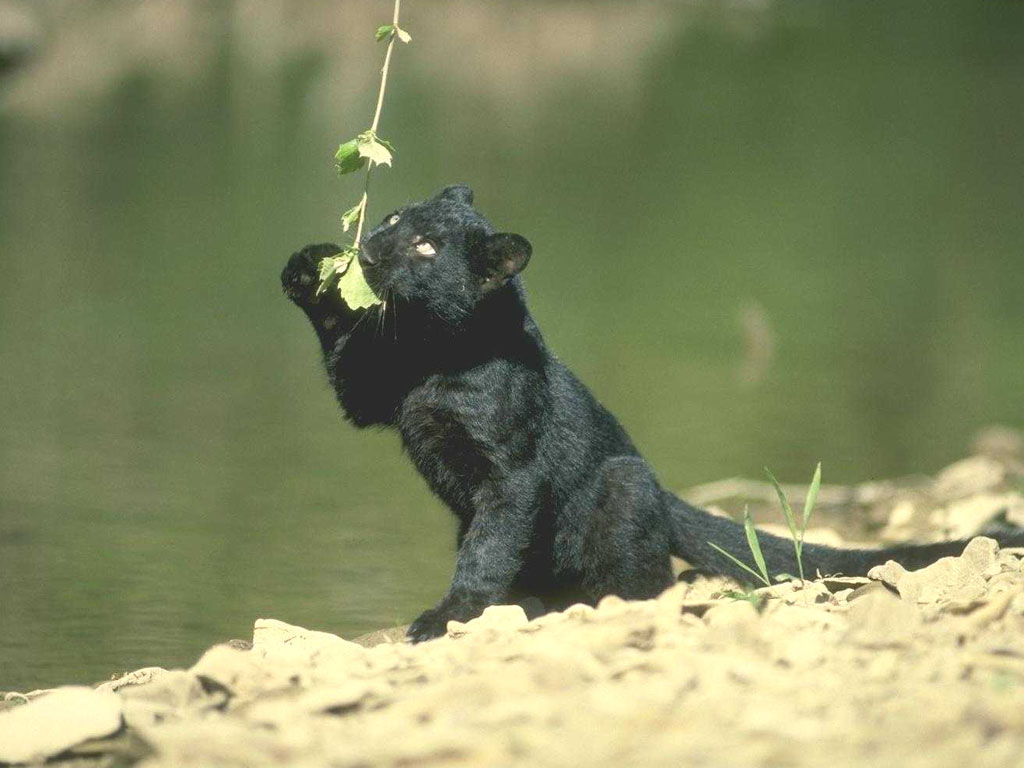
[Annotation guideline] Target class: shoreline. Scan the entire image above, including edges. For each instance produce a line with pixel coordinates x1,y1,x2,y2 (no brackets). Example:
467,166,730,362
3,446,1024,767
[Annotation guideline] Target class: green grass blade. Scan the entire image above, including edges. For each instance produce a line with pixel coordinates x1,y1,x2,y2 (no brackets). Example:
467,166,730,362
765,468,805,582
708,542,771,587
765,467,798,544
742,506,771,586
803,462,822,529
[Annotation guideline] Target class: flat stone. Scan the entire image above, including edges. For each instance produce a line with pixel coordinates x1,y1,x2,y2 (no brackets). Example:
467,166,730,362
448,605,530,638
476,604,529,628
820,576,872,593
900,559,986,604
871,539,995,606
867,560,908,590
961,536,999,574
253,618,352,653
96,666,168,694
0,686,123,764
250,619,366,677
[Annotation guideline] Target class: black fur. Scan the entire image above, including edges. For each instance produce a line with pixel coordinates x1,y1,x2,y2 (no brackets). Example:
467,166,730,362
282,185,1024,642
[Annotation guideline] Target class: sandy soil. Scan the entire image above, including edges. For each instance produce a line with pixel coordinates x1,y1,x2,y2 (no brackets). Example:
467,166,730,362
3,438,1024,768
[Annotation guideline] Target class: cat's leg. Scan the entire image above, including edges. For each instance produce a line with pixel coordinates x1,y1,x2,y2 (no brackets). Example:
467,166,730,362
407,479,539,642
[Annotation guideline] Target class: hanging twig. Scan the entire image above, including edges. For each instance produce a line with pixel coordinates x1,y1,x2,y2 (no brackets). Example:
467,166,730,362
318,0,411,309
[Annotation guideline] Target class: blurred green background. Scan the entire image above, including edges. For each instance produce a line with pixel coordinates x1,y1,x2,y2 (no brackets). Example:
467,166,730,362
1,0,1022,689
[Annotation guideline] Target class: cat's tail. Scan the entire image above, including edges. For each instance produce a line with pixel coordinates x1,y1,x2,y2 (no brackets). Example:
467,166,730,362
663,491,1024,581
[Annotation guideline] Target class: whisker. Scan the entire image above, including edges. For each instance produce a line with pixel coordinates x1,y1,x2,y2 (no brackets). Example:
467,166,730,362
350,307,372,333
392,290,398,341
376,292,386,337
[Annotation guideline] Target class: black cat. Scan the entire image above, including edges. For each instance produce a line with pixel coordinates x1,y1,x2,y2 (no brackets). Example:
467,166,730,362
282,184,1023,642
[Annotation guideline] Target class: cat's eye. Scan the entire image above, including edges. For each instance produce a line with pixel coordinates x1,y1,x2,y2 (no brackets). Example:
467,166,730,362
387,213,400,226
414,240,437,257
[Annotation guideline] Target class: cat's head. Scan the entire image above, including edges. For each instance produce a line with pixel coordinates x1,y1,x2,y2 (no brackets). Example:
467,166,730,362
359,185,532,326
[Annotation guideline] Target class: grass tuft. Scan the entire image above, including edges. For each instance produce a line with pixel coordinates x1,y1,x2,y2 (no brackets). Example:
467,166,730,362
707,463,822,588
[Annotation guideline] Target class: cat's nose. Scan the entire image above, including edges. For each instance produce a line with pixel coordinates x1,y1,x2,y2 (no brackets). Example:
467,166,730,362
358,244,379,267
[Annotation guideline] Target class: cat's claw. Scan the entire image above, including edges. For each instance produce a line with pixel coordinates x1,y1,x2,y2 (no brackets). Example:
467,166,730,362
406,606,450,643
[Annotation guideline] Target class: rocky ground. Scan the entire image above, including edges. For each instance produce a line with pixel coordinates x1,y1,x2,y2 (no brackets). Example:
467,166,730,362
3,430,1024,768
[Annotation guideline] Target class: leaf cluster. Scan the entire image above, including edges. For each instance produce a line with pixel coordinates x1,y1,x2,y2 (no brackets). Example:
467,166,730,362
316,248,379,310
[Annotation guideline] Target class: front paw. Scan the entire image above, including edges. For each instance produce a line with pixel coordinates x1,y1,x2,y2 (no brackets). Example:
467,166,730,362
406,596,493,643
407,606,451,643
281,243,340,308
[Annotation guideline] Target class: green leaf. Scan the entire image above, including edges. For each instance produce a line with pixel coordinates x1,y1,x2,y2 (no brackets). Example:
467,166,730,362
341,202,363,233
314,248,380,309
334,139,366,175
375,24,394,42
395,26,411,43
708,542,771,588
766,466,806,582
316,250,356,296
356,131,393,168
338,253,381,309
765,467,798,545
743,506,771,586
803,462,822,529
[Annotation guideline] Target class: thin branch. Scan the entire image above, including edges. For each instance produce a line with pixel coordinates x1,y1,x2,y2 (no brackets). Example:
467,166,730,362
370,0,401,134
354,0,402,247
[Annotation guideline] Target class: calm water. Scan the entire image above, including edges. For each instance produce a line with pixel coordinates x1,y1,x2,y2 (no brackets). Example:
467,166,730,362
2,1,1023,689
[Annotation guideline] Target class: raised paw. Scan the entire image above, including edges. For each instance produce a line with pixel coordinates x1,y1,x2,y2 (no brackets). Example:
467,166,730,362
281,243,340,308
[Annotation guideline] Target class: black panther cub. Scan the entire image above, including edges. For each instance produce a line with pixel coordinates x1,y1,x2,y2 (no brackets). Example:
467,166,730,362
282,184,1023,642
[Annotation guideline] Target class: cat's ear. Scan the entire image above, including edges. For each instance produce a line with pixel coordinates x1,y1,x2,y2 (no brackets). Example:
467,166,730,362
435,184,474,206
478,232,531,293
